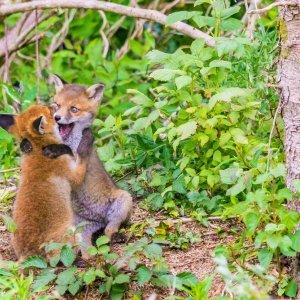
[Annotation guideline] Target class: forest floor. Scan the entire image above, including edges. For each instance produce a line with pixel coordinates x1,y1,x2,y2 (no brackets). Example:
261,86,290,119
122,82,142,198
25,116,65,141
0,182,240,299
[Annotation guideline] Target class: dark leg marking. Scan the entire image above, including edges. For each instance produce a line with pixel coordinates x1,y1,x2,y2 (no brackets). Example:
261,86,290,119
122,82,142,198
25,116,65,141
42,144,74,159
20,139,33,153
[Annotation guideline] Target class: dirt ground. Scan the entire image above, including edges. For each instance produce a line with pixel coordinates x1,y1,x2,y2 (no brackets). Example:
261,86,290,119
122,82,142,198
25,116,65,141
0,189,240,299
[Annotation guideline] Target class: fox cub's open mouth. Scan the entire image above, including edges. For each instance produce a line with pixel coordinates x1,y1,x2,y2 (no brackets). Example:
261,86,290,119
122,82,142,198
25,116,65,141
58,123,74,139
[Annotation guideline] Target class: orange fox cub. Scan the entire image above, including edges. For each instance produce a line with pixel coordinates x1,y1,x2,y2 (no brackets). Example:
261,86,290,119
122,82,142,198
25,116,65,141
0,105,92,261
50,75,132,256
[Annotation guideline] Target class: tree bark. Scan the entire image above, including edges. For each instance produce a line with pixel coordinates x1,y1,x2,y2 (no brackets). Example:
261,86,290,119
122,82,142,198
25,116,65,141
279,4,300,206
278,1,300,282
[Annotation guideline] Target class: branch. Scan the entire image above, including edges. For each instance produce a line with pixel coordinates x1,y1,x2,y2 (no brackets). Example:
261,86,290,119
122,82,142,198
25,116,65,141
248,1,298,14
0,10,51,58
0,0,215,47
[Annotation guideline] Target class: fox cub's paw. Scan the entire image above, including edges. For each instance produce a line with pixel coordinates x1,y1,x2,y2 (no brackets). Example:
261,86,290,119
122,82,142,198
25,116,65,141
43,144,73,159
77,128,94,158
110,232,127,244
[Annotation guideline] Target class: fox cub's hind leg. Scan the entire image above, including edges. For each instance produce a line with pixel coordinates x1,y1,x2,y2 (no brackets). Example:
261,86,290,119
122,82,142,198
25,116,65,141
75,215,105,260
105,190,133,243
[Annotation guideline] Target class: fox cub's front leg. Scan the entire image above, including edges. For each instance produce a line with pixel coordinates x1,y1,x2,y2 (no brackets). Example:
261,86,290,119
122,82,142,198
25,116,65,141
68,128,94,187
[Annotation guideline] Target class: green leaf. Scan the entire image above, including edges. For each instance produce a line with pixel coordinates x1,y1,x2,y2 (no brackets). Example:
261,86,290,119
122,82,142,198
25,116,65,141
219,168,241,184
1,214,16,233
127,89,153,107
83,269,96,285
258,248,273,270
166,11,199,25
32,269,56,292
97,245,110,255
172,174,186,194
226,177,245,196
56,284,68,295
285,280,298,297
229,128,248,144
175,75,192,90
193,16,215,28
176,121,198,140
68,281,81,296
276,188,293,201
194,0,211,6
87,246,98,256
292,179,300,193
1,83,21,103
21,256,47,269
96,235,110,247
104,115,115,129
45,242,65,253
191,39,205,56
113,273,130,284
60,245,76,267
221,7,240,19
291,230,300,251
270,163,286,178
209,88,252,110
137,266,152,286
150,69,185,81
56,267,76,286
266,234,281,251
209,60,231,69
220,18,243,32
147,50,170,64
144,243,163,259
244,212,260,235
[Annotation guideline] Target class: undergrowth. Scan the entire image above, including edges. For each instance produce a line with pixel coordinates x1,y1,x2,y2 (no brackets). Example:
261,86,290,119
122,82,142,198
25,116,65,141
0,0,298,298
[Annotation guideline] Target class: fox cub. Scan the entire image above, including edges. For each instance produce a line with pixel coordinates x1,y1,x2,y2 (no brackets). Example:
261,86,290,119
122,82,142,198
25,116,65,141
49,75,133,256
0,105,93,261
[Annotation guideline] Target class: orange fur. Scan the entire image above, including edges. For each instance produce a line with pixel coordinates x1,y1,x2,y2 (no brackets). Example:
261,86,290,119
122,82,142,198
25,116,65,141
1,105,88,261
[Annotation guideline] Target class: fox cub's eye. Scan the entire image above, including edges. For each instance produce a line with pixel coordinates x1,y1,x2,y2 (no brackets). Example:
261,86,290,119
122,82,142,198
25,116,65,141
71,106,79,113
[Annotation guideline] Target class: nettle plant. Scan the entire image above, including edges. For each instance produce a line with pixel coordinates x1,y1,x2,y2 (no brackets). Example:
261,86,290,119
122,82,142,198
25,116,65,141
96,35,262,215
221,165,300,297
0,236,212,299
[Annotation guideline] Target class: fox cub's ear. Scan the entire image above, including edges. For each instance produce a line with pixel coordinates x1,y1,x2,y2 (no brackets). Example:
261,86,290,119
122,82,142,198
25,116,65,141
49,74,68,94
32,116,46,134
86,83,105,103
0,114,17,134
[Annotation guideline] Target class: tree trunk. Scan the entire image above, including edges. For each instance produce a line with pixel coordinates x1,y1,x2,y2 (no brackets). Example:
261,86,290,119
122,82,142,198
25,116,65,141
279,4,300,203
278,2,300,280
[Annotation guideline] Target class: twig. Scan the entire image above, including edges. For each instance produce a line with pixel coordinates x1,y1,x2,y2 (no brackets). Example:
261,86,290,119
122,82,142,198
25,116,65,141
106,15,126,39
134,216,237,227
266,99,283,173
0,11,50,58
45,9,76,68
174,256,210,268
84,285,89,300
99,11,109,58
0,0,216,46
35,9,41,104
161,0,181,13
0,167,20,174
115,170,134,182
266,95,284,148
248,1,297,14
4,21,10,84
2,19,9,106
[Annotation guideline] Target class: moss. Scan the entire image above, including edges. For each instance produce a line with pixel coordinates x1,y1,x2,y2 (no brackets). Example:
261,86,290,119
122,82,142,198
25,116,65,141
279,19,288,44
281,48,290,59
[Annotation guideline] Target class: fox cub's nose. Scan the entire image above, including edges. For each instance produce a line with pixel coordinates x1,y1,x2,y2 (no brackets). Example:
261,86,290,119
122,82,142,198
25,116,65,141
54,115,61,122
